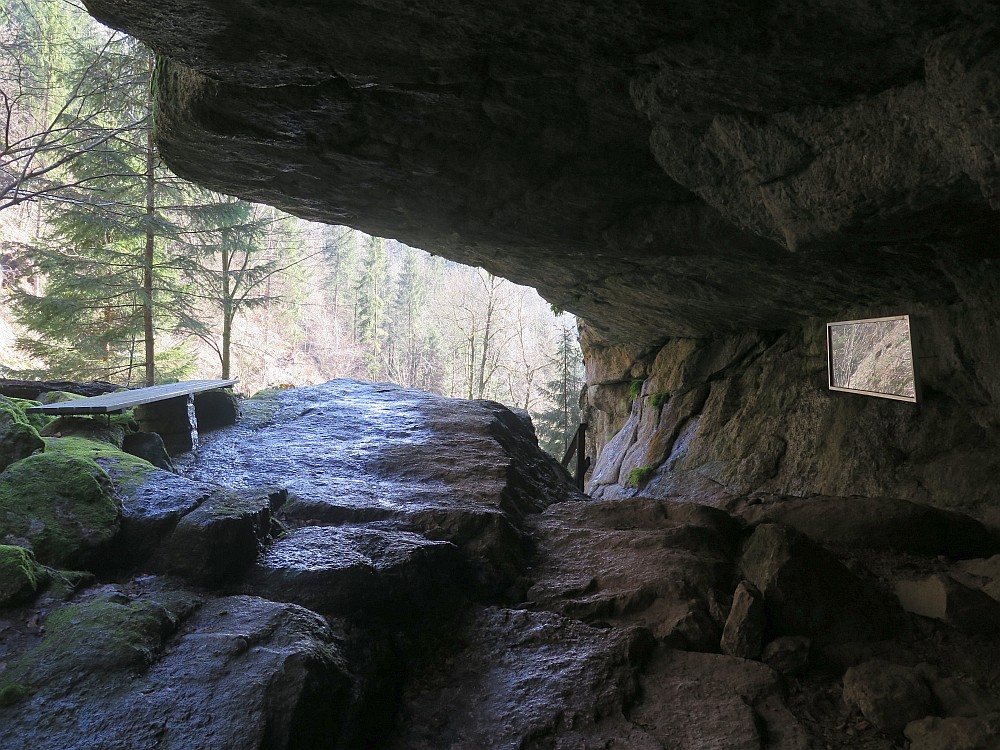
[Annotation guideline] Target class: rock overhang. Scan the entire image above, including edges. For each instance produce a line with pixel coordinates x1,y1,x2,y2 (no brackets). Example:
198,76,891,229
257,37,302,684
82,0,1000,345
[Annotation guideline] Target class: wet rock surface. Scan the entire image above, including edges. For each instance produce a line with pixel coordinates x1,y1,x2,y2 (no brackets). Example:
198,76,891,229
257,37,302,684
2,380,1000,749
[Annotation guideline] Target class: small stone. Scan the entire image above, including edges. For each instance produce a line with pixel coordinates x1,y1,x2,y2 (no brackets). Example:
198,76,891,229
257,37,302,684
761,636,811,676
721,581,765,658
843,659,934,735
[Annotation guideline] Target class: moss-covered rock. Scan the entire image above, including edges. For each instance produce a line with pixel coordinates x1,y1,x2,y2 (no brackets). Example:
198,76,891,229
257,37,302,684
0,545,49,606
8,398,54,432
37,391,85,405
0,451,121,567
40,416,127,449
44,436,156,495
0,586,201,698
0,397,44,472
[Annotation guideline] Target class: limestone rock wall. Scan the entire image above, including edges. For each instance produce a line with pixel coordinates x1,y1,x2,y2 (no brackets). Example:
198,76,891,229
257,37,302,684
584,279,1000,515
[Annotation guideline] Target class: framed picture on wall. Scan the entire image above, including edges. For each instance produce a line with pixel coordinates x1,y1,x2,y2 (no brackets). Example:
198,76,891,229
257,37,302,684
826,315,917,402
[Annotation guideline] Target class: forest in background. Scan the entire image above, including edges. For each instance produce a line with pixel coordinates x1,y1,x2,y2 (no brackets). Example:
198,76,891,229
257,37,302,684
0,0,583,455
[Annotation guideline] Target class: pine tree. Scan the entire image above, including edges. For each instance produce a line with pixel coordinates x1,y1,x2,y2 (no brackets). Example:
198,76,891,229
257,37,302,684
536,317,584,457
10,32,193,385
354,235,388,380
387,245,426,387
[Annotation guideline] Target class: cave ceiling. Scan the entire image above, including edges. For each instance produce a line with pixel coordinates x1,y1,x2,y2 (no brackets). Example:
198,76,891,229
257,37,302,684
83,0,1000,345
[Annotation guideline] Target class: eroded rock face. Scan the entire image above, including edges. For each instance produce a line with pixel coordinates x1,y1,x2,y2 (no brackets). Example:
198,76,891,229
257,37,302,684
81,0,1000,343
586,298,1000,514
525,497,739,651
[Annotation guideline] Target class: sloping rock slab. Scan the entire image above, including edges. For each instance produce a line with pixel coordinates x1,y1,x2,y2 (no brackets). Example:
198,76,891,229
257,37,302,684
184,381,580,590
526,497,740,650
0,587,351,750
387,607,655,750
740,523,901,644
247,524,464,624
741,495,1000,558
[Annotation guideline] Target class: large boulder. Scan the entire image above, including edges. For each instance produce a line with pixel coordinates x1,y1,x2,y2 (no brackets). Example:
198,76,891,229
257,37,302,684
739,523,899,643
526,497,740,650
843,659,935,735
194,389,240,431
0,451,120,568
186,381,580,592
0,584,353,750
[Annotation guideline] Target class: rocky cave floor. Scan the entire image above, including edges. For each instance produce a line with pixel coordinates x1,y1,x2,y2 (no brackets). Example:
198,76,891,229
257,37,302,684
1,380,1000,749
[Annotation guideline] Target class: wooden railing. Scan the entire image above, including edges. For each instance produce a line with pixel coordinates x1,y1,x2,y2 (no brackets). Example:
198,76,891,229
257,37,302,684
560,421,590,491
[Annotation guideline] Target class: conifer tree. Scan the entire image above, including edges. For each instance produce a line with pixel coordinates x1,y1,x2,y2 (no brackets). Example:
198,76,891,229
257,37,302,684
10,31,192,385
354,235,389,379
536,317,584,456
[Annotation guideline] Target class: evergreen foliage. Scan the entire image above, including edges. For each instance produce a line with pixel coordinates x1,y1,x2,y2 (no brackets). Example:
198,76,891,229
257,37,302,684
535,316,584,456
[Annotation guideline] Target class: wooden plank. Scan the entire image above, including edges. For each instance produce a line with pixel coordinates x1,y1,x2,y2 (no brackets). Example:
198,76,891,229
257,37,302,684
24,379,238,415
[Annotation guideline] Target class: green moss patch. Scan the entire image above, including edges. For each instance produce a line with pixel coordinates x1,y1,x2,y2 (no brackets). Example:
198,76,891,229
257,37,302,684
37,391,85,405
628,379,644,401
8,398,53,432
0,545,49,606
0,397,44,472
1,588,198,694
0,451,120,567
41,416,127,449
649,391,670,409
626,466,656,489
44,436,155,495
0,681,32,707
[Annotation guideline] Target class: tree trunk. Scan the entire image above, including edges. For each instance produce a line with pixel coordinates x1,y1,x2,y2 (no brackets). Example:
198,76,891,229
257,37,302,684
221,245,232,379
142,54,156,386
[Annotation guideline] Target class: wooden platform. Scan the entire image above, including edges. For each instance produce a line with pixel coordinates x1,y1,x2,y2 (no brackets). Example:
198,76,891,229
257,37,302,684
24,379,238,415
